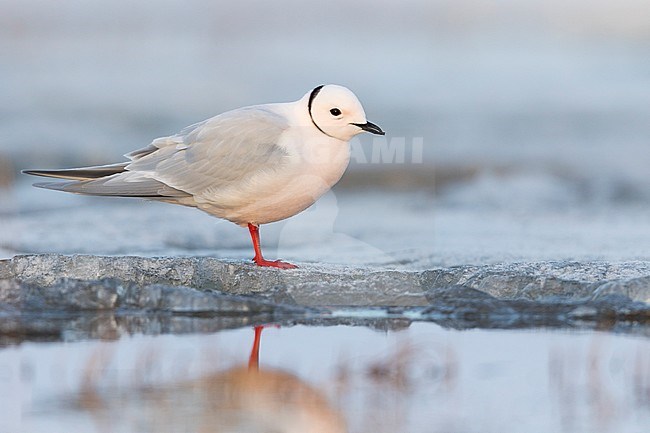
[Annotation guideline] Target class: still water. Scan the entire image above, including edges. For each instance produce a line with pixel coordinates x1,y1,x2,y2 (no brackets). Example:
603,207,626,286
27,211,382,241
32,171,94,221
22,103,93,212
2,322,648,433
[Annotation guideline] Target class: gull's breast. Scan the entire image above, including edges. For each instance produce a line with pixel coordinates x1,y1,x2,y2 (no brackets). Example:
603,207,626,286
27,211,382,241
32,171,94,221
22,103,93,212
198,137,350,226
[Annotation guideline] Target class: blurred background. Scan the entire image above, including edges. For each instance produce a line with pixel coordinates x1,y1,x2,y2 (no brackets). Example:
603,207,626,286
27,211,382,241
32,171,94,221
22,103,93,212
2,4,650,432
1,0,649,264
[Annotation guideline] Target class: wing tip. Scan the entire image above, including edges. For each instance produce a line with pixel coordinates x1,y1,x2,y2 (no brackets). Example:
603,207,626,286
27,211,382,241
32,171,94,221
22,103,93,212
23,168,75,180
22,164,129,181
22,169,44,176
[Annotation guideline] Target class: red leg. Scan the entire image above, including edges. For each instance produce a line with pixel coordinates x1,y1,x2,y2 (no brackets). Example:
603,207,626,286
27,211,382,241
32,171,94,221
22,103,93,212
247,223,297,269
248,325,264,371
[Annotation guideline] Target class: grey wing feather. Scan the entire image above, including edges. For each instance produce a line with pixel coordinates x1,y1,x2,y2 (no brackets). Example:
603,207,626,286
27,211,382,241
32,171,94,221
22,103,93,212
33,173,191,198
124,119,210,160
126,106,291,196
23,163,128,180
26,105,289,202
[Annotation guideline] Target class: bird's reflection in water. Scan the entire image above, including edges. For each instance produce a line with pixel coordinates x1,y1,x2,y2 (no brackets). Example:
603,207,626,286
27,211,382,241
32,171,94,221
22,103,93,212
79,326,347,433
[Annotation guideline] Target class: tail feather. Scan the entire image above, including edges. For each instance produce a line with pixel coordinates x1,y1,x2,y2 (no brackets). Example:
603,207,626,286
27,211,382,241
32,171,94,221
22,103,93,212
22,163,128,181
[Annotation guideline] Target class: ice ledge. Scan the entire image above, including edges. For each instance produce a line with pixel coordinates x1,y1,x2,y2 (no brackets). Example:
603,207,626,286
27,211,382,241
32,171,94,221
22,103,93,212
1,254,649,307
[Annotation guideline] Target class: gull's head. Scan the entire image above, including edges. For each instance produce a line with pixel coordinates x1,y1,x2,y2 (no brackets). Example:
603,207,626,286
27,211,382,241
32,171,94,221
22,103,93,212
306,84,385,141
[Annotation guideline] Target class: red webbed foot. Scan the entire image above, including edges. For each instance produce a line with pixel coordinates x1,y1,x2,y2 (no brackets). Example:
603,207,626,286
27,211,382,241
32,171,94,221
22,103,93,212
252,258,298,269
247,223,298,269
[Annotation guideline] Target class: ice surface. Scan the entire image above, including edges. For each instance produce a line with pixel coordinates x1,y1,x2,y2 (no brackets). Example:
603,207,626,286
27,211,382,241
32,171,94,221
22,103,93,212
3,185,650,267
2,254,650,304
2,252,649,343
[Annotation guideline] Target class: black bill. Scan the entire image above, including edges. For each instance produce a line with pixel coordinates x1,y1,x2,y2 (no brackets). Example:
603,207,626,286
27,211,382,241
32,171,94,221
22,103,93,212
352,121,385,135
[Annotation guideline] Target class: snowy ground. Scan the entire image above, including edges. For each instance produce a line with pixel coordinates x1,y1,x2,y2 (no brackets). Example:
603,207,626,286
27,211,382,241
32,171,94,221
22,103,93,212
3,177,650,268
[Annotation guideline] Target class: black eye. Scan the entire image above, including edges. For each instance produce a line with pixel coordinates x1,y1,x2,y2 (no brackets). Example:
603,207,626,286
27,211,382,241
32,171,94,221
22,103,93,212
330,108,341,116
